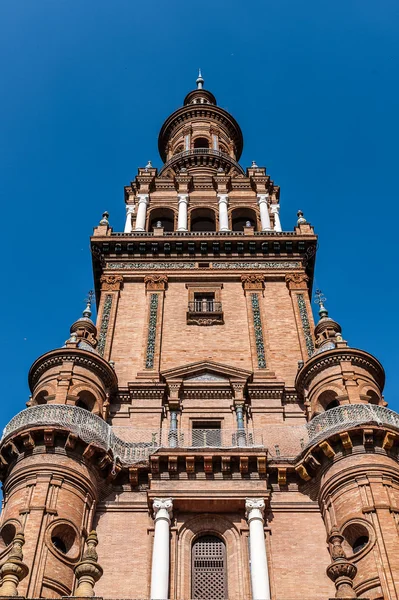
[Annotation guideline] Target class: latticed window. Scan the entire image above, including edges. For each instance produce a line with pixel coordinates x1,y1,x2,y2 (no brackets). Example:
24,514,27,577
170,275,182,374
192,534,227,599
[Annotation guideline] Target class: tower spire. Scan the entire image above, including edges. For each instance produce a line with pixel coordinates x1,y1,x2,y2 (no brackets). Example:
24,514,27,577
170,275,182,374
196,68,204,90
314,288,328,319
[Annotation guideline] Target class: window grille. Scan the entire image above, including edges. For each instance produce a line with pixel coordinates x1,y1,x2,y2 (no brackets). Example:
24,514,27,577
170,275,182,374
192,535,227,599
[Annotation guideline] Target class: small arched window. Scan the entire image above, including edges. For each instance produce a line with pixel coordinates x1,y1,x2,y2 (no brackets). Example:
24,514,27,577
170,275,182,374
192,535,227,599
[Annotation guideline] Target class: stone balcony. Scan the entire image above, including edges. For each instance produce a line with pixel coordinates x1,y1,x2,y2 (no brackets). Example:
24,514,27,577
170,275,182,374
1,404,399,466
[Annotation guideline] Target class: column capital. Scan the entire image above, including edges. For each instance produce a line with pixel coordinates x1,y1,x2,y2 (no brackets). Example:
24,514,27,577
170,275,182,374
257,193,269,204
177,193,189,203
245,497,266,522
270,203,280,213
126,204,135,214
137,193,149,204
153,497,173,522
217,193,229,204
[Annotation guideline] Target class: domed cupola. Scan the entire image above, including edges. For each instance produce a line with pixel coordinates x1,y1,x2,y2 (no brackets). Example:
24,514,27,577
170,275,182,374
296,289,385,418
158,70,244,176
28,293,117,418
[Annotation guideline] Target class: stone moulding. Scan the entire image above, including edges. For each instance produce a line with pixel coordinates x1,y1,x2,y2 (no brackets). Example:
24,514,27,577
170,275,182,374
107,261,301,270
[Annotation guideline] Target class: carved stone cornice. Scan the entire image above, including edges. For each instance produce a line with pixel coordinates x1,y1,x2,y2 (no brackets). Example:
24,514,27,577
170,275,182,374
241,274,265,291
285,272,309,291
100,274,124,291
28,349,118,392
296,348,385,394
144,274,168,291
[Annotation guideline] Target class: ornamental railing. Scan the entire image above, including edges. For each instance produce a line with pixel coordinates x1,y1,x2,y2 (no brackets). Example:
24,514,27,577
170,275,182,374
188,301,222,313
159,148,245,175
0,406,264,466
305,403,399,447
1,404,399,465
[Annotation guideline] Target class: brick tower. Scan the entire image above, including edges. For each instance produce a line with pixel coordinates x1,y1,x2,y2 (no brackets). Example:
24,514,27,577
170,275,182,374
0,73,398,600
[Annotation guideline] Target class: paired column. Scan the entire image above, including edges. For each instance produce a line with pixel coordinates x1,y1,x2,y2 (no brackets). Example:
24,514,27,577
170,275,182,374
177,193,189,231
270,203,282,232
150,498,173,600
218,193,230,231
135,193,149,231
257,194,271,231
124,205,135,233
245,498,271,600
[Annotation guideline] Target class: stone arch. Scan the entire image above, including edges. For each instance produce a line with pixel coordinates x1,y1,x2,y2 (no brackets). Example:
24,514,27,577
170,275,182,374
230,207,258,231
177,513,247,600
190,207,217,232
192,136,210,149
69,383,103,416
148,207,176,232
316,389,340,413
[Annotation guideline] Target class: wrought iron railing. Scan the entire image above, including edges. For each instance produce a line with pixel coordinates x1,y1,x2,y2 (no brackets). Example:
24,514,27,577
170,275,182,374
1,404,399,465
188,301,223,313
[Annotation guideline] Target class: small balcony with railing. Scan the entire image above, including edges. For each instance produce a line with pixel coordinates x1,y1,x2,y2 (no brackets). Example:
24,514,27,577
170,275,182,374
187,298,224,326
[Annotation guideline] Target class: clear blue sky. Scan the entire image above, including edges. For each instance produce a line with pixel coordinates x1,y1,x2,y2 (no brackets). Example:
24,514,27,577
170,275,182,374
1,0,398,428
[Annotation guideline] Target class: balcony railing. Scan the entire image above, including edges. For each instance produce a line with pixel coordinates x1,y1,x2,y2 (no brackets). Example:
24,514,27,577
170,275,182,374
188,301,222,313
1,404,399,465
159,148,245,176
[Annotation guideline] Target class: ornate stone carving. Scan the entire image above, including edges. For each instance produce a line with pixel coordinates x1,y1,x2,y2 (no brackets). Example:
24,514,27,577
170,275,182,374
251,293,266,368
109,262,196,270
241,274,265,290
245,497,266,520
285,272,309,290
153,497,173,520
100,274,123,291
144,274,168,291
74,530,103,597
326,527,357,598
297,294,315,357
146,294,159,369
213,261,300,270
97,294,113,356
187,316,223,326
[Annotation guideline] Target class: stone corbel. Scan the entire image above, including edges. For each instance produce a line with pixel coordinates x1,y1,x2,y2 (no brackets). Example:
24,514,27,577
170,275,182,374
167,381,182,411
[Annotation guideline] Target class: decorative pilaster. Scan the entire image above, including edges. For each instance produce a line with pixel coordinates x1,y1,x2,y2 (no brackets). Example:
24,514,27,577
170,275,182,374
326,527,357,599
74,530,103,597
144,276,168,371
285,273,315,360
150,498,173,600
97,274,124,360
242,276,267,373
0,532,29,596
245,498,270,600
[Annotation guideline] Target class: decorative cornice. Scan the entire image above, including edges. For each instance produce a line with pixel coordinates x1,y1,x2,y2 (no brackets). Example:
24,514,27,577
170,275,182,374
28,349,118,391
296,348,385,393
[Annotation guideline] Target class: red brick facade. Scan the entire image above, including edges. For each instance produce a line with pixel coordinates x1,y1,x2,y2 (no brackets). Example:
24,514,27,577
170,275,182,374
0,77,397,600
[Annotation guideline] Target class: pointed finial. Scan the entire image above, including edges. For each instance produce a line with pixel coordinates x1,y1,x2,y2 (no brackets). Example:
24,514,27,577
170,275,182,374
83,290,94,318
145,160,152,170
252,160,258,168
314,289,328,318
99,211,109,226
297,210,307,225
196,68,204,90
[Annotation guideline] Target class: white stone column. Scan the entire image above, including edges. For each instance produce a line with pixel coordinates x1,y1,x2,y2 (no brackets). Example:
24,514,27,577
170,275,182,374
245,498,270,600
271,204,282,232
177,194,189,231
150,498,173,600
257,194,271,231
124,205,135,233
218,194,229,231
135,194,149,231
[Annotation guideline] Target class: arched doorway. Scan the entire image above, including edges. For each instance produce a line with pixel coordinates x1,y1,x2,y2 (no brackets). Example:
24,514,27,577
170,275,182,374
192,534,227,599
148,208,175,232
231,207,258,231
